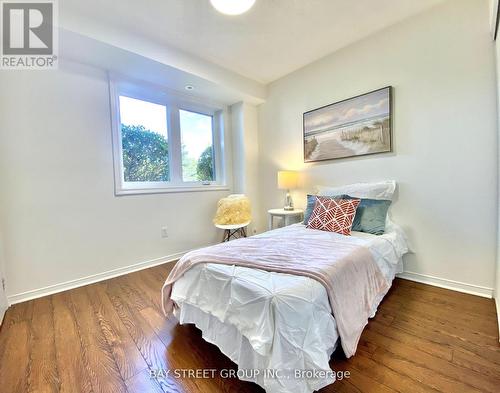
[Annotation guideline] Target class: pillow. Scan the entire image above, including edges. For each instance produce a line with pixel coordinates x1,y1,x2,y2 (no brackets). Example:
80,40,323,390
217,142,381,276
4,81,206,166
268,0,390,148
303,194,348,224
306,196,360,235
317,180,396,201
305,194,391,234
351,198,391,235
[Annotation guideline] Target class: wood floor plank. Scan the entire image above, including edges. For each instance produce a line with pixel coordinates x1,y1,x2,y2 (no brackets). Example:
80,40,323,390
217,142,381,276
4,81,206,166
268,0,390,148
380,289,498,332
392,321,500,374
390,294,499,340
363,329,499,393
366,319,453,361
132,271,165,313
392,313,500,361
321,367,397,393
452,347,500,379
112,275,151,311
69,286,128,393
142,265,169,287
52,292,93,393
88,283,149,381
371,347,483,393
27,296,60,393
392,283,496,317
397,299,498,336
393,279,494,308
0,321,31,393
126,368,178,393
321,380,361,393
1,267,499,393
106,282,170,372
105,281,194,393
332,352,438,393
139,306,178,347
369,310,396,326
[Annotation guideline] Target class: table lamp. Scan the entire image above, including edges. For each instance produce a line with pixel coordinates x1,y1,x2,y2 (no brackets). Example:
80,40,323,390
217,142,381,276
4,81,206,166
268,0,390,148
277,171,298,211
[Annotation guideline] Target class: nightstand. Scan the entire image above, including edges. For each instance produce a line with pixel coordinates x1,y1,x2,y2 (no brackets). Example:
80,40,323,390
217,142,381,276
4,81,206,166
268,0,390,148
268,208,304,230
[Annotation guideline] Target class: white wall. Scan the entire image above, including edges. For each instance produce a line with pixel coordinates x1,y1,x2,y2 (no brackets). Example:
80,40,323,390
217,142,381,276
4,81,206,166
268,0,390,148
0,61,234,301
257,0,497,294
231,102,260,234
494,8,500,332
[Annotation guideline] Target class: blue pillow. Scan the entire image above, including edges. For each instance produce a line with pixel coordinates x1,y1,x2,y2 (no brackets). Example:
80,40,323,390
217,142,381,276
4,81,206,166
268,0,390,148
303,194,391,235
351,198,391,235
303,194,317,224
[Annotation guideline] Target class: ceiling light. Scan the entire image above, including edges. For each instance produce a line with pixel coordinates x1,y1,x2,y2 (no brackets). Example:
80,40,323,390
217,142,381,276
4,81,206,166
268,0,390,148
210,0,256,15
185,85,194,91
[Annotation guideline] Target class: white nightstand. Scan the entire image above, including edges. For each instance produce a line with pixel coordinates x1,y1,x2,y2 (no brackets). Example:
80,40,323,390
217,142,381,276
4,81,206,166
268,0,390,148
268,208,304,230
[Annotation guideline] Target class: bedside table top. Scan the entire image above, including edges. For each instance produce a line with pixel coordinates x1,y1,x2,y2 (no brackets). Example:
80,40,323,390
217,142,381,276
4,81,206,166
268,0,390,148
268,208,304,215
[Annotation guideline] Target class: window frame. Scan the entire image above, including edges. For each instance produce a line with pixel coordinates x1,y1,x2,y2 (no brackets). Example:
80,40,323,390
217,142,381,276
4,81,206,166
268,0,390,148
109,76,228,195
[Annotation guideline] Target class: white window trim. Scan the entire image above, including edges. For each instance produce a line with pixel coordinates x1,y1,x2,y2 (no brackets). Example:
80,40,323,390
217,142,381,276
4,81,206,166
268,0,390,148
109,75,229,195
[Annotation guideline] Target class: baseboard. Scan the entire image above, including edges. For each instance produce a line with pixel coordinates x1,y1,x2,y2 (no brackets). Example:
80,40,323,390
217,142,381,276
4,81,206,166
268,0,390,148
397,271,494,299
7,250,188,305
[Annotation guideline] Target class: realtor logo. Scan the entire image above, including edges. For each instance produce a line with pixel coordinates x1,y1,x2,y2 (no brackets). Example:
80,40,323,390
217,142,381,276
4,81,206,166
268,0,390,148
1,0,58,69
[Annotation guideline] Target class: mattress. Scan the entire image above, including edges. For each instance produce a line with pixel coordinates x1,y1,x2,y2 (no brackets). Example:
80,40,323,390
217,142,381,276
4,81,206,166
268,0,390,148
171,223,408,393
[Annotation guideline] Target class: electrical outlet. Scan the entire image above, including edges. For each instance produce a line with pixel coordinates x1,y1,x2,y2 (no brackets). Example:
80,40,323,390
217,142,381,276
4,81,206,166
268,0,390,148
161,226,168,238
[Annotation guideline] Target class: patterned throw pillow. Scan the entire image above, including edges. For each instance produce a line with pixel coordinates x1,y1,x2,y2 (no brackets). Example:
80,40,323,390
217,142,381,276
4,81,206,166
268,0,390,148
303,194,349,224
306,196,361,235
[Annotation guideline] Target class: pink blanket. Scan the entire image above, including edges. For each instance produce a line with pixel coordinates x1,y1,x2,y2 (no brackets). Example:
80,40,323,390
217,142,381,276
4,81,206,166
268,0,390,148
162,232,389,357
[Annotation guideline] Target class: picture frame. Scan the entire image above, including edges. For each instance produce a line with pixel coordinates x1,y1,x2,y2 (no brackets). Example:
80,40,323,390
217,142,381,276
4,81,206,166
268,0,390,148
303,86,392,163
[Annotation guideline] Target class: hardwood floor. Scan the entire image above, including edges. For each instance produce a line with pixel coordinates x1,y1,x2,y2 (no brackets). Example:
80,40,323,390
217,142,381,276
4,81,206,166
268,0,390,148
0,263,499,393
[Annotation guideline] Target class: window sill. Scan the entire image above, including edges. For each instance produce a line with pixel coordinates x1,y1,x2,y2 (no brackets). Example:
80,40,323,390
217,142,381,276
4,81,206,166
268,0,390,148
115,185,230,196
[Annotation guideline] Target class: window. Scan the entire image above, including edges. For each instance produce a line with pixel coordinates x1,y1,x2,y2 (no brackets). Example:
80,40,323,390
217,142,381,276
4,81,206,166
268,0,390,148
110,78,226,195
180,110,215,182
119,96,169,182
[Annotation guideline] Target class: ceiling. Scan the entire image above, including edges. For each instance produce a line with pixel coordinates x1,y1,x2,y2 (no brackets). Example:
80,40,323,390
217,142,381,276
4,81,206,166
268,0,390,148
61,0,446,84
59,30,265,105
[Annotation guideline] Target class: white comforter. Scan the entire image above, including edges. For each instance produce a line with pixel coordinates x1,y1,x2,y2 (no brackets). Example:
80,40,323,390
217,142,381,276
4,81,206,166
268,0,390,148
171,224,408,393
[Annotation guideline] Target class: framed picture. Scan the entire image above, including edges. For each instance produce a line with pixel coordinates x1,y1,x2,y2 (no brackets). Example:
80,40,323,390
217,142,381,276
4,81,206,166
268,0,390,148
303,86,392,162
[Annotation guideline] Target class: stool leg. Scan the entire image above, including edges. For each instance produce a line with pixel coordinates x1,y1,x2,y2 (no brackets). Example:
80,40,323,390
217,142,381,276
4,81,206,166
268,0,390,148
222,227,248,242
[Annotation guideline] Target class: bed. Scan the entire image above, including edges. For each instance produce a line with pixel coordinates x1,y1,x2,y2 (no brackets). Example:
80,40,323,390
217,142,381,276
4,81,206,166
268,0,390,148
162,218,408,393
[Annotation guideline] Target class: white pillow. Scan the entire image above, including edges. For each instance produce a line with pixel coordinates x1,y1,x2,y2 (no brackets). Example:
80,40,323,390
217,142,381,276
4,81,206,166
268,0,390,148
316,180,396,201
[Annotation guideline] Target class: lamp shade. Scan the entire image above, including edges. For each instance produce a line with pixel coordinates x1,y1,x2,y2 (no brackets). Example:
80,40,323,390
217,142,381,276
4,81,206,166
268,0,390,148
277,171,298,190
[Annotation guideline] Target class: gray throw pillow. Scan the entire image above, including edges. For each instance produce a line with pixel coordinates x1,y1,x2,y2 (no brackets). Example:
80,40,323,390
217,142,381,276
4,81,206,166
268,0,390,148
351,198,391,235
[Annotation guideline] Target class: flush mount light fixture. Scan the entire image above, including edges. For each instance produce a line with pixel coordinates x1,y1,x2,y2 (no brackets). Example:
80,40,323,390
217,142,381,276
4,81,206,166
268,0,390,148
185,84,194,91
210,0,256,15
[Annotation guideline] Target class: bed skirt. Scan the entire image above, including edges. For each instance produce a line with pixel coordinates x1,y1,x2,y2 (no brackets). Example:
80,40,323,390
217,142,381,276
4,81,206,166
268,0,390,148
174,303,338,393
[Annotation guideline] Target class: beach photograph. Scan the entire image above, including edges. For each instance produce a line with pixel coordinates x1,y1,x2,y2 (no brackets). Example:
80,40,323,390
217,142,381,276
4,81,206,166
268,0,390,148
303,87,392,162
